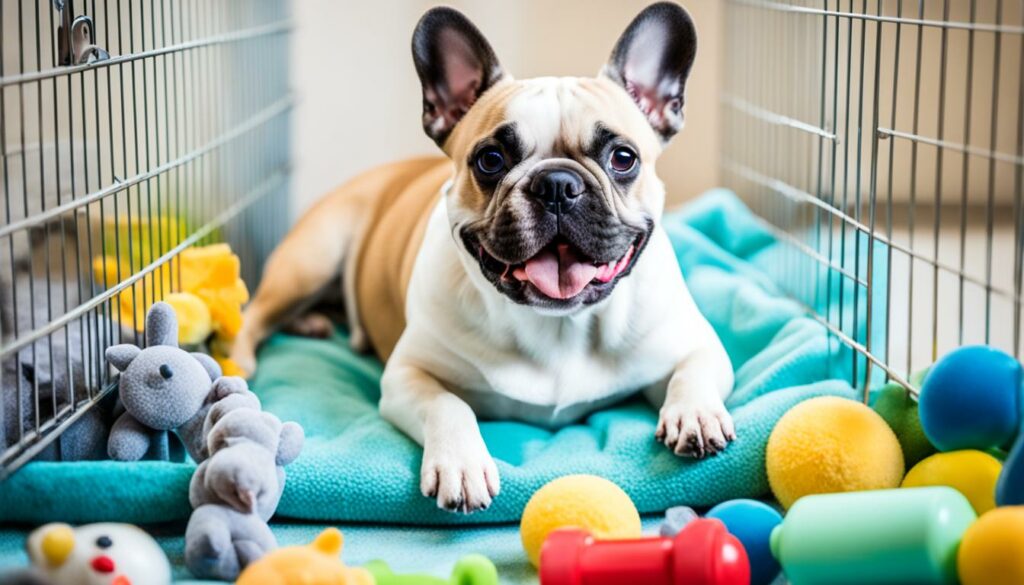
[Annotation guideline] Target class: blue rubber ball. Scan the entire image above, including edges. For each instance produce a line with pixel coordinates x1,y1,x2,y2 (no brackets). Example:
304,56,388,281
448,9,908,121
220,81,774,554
919,345,1021,452
706,499,783,585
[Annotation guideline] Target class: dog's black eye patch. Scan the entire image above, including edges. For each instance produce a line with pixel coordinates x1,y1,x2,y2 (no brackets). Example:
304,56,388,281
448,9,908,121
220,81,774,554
587,123,640,188
492,122,523,164
587,124,618,160
469,123,524,190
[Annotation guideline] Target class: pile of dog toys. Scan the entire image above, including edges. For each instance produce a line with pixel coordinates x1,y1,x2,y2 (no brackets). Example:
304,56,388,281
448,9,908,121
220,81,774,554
517,343,1024,585
11,330,1024,585
761,344,1024,585
19,524,500,585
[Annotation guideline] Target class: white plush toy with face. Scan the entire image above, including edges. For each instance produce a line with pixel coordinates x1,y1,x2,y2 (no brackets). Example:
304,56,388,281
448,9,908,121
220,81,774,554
26,523,171,585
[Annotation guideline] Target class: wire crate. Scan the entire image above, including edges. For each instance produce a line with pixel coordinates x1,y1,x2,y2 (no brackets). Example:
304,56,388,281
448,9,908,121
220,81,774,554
723,0,1024,398
0,0,291,478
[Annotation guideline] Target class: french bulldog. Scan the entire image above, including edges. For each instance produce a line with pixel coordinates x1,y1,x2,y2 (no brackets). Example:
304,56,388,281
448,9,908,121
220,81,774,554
232,2,735,514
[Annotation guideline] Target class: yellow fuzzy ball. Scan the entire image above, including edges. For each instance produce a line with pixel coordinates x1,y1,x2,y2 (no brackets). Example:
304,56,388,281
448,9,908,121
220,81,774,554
520,475,641,567
958,507,1024,585
902,450,1002,515
767,396,905,509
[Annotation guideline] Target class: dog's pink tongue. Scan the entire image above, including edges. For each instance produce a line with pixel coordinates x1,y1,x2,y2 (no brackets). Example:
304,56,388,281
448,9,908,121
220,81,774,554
523,243,598,299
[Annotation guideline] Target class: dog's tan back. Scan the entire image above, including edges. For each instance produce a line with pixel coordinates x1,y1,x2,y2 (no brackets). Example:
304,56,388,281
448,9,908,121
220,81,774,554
353,157,450,360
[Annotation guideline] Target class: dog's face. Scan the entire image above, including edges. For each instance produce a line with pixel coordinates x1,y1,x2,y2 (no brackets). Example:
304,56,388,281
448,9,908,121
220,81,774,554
412,3,697,313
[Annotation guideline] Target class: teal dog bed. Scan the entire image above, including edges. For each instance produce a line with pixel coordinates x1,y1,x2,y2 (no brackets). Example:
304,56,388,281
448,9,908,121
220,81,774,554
0,190,867,529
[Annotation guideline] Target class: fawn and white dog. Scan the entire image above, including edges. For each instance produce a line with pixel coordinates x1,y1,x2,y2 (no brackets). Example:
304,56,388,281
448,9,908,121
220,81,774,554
232,2,734,514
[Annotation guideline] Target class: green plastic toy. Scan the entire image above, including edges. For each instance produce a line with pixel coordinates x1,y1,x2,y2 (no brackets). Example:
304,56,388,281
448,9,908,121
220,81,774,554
364,554,498,585
872,369,937,468
770,487,976,585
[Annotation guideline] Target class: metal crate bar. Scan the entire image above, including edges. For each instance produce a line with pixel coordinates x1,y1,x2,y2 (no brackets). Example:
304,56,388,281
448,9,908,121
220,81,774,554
0,166,289,359
1,0,293,475
0,97,291,240
0,20,291,88
734,0,1024,35
0,170,288,477
724,0,1024,397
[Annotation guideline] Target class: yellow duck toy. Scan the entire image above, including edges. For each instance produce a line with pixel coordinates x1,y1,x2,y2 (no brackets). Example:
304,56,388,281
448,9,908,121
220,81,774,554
236,528,374,585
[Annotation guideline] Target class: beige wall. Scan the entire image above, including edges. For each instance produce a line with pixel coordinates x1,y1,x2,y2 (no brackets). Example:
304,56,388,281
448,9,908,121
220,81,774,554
290,0,723,215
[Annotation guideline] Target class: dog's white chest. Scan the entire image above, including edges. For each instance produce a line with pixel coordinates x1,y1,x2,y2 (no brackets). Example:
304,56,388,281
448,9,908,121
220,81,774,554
461,333,677,426
395,206,704,426
491,294,677,384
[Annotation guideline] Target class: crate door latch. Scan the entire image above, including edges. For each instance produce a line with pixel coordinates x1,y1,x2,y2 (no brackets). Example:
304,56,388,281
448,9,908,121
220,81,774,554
53,0,111,65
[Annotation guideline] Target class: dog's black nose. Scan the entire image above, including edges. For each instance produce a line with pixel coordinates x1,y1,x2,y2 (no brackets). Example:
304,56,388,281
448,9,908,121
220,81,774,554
159,364,174,380
530,169,584,214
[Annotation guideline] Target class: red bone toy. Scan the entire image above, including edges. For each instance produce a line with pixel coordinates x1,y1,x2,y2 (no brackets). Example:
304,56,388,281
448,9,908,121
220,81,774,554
540,518,750,585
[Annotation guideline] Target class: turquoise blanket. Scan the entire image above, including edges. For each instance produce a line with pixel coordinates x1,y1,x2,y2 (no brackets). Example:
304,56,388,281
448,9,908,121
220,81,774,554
0,190,858,527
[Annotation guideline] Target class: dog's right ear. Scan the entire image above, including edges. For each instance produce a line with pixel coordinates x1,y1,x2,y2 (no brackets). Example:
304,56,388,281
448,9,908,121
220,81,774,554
412,7,507,148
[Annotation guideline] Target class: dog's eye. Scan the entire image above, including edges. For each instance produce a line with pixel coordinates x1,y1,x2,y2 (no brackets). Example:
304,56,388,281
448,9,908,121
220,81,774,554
609,147,638,173
475,147,505,176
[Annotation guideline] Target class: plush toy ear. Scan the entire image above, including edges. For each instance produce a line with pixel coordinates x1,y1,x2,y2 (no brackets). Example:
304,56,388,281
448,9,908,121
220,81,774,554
601,2,697,142
412,6,508,147
312,528,344,556
106,344,142,372
276,421,305,466
145,302,179,347
191,353,223,381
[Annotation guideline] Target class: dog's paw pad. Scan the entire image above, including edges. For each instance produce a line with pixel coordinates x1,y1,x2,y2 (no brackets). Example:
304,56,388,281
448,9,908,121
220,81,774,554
420,450,501,514
657,401,735,459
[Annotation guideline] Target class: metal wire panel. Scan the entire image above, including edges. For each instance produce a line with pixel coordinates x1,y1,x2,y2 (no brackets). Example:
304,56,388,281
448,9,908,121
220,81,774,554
0,0,291,477
723,0,1024,397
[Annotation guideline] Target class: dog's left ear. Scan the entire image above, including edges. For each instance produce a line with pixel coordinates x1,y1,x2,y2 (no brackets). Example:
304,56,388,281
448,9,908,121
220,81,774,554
412,7,507,148
602,2,697,142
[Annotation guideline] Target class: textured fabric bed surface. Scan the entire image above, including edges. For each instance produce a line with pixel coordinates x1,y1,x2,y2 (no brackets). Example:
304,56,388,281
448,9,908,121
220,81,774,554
0,190,857,531
0,189,854,584
0,190,856,527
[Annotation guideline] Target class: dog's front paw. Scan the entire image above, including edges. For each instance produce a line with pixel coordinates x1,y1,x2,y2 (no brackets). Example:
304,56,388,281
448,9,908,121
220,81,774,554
420,441,500,514
656,399,736,459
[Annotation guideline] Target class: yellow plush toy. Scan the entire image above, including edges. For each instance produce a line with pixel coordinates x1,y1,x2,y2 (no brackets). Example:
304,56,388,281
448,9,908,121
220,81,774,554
95,242,249,373
236,528,374,585
162,292,212,345
178,243,250,340
766,396,905,509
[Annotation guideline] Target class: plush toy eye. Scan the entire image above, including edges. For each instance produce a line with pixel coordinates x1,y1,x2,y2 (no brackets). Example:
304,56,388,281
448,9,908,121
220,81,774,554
95,536,112,549
475,147,505,175
609,147,638,173
159,364,174,379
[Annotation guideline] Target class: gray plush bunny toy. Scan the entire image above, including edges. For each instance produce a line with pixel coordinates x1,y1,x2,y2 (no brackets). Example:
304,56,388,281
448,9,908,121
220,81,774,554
105,301,255,462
